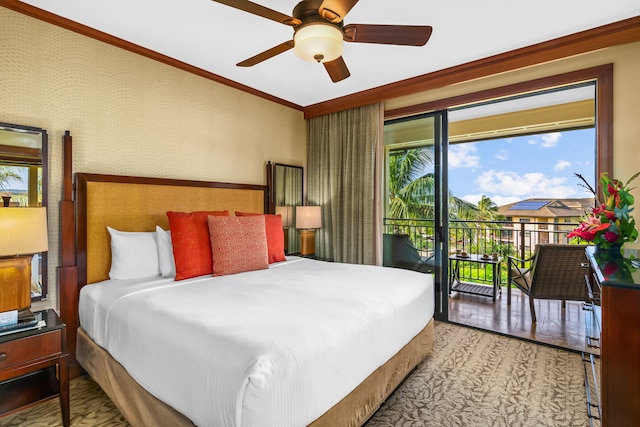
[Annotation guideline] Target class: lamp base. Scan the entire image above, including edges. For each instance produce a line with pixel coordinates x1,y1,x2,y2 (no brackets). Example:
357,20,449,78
283,228,289,254
0,256,32,313
300,229,316,256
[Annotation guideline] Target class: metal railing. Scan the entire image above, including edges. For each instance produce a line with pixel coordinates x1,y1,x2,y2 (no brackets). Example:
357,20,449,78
383,217,581,286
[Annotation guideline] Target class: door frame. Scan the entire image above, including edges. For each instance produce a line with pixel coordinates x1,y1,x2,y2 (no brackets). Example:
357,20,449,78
383,110,449,320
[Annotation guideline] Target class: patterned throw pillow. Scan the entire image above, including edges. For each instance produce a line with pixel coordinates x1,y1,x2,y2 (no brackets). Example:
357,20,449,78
207,215,269,276
235,212,286,263
167,210,229,281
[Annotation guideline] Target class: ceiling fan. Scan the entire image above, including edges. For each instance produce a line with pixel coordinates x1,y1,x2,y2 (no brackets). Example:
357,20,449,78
212,0,433,82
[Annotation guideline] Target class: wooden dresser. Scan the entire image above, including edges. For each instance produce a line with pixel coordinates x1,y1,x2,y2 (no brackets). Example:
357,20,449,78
585,245,640,427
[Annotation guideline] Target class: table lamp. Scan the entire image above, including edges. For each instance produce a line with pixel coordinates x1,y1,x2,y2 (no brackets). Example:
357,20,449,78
0,207,49,316
296,206,321,257
275,206,293,253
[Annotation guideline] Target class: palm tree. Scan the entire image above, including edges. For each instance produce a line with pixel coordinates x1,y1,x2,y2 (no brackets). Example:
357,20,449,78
0,165,22,191
476,195,503,221
387,147,479,220
388,148,435,219
457,194,506,251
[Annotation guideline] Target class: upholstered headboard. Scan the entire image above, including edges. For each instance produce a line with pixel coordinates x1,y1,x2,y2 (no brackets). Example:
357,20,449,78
75,173,268,287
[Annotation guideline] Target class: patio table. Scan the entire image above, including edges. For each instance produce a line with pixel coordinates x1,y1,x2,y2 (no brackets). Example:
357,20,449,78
449,253,502,302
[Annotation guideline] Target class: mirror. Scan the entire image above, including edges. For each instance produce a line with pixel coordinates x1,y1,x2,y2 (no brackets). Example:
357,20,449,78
272,163,303,254
0,122,48,300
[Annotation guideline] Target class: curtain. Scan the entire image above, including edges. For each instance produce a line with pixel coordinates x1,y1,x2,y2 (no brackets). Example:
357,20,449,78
306,103,380,264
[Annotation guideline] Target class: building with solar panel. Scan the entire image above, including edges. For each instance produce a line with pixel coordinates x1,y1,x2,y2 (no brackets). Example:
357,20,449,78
497,198,594,248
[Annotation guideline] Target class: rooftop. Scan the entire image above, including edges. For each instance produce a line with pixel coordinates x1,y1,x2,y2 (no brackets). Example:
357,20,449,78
497,197,594,218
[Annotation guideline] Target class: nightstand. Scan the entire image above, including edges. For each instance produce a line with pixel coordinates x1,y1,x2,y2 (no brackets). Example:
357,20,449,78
0,309,69,427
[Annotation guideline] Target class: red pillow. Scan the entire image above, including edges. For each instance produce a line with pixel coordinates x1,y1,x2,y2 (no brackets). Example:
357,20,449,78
167,210,229,280
207,215,269,276
235,212,286,263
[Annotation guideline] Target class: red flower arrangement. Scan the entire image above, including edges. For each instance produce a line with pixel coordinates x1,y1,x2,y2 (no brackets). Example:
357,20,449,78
569,172,639,250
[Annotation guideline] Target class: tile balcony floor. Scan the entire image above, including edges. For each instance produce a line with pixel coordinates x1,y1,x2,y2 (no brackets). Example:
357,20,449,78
449,286,592,353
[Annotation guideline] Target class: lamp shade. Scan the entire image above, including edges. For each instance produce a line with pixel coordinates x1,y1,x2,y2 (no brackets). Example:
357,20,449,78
275,206,293,228
0,207,49,257
293,23,344,63
296,206,322,229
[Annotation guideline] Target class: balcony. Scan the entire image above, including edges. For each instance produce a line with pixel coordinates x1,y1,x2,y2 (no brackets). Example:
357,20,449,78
383,217,591,352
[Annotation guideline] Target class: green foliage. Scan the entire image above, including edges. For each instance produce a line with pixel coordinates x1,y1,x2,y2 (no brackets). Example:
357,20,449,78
387,147,486,221
0,165,22,191
388,148,435,219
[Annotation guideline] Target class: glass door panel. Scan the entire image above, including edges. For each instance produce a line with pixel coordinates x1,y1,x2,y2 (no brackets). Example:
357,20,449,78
383,112,448,320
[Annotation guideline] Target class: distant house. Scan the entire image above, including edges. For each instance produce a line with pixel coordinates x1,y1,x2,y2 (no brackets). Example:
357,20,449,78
497,198,594,248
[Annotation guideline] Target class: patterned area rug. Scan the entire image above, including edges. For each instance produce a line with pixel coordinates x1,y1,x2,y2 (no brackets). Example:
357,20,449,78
365,322,589,427
1,322,589,427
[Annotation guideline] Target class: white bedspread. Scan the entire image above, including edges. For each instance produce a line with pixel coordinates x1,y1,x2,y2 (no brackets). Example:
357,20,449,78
79,257,434,427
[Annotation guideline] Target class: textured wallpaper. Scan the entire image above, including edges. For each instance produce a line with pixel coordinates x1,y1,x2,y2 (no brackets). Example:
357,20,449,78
0,7,306,310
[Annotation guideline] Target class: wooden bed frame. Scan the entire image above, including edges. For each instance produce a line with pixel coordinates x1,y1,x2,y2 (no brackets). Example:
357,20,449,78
58,132,435,426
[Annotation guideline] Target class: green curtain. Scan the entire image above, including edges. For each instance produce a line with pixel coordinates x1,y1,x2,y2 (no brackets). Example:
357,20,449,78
306,103,380,264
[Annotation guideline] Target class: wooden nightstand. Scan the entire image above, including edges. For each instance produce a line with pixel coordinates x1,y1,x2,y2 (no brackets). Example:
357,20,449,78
0,309,69,427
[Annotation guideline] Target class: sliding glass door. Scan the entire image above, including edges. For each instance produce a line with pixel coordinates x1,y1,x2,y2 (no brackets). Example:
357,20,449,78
383,111,449,321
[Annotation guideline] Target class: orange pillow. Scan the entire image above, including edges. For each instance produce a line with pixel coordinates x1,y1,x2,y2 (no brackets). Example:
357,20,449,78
235,212,286,263
167,210,229,280
207,215,269,276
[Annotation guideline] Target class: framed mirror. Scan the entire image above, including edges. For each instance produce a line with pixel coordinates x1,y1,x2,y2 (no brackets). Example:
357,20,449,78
271,163,303,254
0,122,48,301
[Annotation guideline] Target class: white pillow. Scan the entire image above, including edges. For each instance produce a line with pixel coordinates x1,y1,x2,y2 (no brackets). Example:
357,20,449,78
107,226,161,280
156,226,176,278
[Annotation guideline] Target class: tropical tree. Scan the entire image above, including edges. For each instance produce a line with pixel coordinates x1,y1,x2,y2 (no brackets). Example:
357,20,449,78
476,195,503,221
388,148,435,219
387,147,479,220
0,165,22,191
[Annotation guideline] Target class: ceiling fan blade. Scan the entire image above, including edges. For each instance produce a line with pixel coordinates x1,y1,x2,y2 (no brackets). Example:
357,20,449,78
323,56,350,82
318,0,359,23
343,24,433,46
212,0,301,26
237,41,294,67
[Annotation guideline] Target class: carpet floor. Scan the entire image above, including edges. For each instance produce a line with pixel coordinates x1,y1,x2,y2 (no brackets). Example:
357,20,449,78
1,322,591,426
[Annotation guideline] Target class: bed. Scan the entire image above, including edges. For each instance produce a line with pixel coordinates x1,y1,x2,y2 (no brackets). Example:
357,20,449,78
65,172,435,427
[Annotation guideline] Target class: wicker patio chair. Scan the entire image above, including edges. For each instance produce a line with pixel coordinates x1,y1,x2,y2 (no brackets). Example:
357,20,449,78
507,244,590,323
383,233,435,273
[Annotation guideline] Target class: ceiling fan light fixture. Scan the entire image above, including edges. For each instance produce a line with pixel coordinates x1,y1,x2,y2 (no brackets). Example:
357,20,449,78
294,23,344,63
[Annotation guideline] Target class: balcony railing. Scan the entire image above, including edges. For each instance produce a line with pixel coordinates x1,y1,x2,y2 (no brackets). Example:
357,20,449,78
383,217,581,287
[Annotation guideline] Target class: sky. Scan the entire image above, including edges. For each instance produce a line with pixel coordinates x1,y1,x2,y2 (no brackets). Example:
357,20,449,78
448,127,596,207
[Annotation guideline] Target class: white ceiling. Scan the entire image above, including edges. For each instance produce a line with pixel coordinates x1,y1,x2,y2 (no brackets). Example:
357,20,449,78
18,0,640,107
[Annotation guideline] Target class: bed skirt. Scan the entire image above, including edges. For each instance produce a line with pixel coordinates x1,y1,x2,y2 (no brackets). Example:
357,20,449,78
76,318,435,427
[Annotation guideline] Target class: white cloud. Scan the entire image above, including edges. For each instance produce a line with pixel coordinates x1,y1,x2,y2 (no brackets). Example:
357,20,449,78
449,144,480,169
489,195,522,206
541,132,562,148
555,160,571,171
460,194,482,205
524,132,563,148
475,169,577,201
496,149,508,161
